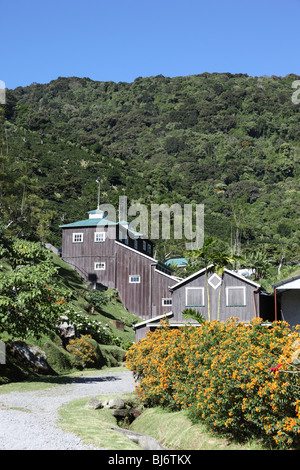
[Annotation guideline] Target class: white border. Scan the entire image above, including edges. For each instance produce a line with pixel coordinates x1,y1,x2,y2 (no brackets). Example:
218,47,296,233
94,232,106,242
133,312,173,329
129,275,141,283
225,286,246,306
185,287,205,307
208,273,222,290
72,232,83,243
170,265,261,290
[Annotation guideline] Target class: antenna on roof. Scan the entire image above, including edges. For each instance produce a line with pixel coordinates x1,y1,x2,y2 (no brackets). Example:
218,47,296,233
96,178,100,209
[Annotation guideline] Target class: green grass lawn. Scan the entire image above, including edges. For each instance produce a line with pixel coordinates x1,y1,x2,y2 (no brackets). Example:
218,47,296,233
58,392,141,450
57,392,268,451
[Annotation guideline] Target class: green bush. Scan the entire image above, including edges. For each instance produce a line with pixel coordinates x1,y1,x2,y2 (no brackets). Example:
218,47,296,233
126,318,300,449
66,335,104,368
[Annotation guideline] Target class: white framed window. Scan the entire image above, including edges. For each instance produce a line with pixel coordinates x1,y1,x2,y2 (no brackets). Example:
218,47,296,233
226,286,246,306
72,232,83,243
94,232,106,242
162,298,172,306
185,287,205,307
129,275,140,283
94,262,106,270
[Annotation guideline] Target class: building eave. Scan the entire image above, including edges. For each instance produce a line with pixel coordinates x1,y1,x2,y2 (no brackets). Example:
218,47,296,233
133,312,173,329
169,265,261,290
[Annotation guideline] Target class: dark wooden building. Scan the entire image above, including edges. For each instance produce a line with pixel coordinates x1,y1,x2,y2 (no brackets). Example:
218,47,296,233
170,266,262,322
133,265,270,340
60,209,179,319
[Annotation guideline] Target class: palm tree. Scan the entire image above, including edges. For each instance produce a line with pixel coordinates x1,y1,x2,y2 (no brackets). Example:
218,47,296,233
209,251,244,320
186,237,216,321
247,250,271,280
187,238,244,321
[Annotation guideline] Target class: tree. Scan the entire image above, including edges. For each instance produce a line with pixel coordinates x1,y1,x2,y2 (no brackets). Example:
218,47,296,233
186,238,243,320
209,251,244,320
186,238,216,321
247,250,272,280
0,232,73,339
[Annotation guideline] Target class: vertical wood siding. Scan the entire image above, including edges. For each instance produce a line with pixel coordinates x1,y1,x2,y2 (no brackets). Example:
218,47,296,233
62,227,177,319
62,226,116,288
172,270,259,323
115,243,177,319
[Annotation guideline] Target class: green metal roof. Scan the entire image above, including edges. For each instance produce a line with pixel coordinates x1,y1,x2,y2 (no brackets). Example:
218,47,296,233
60,211,146,238
59,218,144,236
59,218,117,228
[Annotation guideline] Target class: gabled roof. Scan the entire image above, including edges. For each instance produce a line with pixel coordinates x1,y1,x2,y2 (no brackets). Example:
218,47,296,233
272,274,300,290
59,218,117,228
169,265,261,290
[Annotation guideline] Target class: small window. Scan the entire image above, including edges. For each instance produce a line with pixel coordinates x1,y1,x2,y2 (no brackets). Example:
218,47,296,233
162,298,172,306
226,286,246,306
125,237,129,245
94,262,106,270
129,275,140,283
186,287,205,307
147,244,152,255
94,232,106,242
134,239,138,250
143,240,146,251
72,233,83,243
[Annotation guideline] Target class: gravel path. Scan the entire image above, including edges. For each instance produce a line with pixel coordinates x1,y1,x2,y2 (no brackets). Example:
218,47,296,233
0,370,135,450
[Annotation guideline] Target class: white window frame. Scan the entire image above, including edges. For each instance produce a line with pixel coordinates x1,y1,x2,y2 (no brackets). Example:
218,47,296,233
225,286,246,307
185,287,205,307
94,262,106,270
72,232,83,243
129,275,140,284
162,298,172,306
94,231,106,242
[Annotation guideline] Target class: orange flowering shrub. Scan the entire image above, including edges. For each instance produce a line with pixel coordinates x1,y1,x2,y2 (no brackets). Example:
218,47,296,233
126,318,300,449
66,334,98,368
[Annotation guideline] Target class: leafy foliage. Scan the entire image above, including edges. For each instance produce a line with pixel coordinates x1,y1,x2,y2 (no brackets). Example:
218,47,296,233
126,318,300,449
66,334,101,368
0,230,73,339
0,73,299,278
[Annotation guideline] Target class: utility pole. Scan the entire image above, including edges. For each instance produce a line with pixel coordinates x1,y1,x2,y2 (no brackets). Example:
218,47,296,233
96,178,100,209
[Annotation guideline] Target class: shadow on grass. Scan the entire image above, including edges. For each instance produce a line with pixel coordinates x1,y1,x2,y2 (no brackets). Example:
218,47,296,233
24,371,123,386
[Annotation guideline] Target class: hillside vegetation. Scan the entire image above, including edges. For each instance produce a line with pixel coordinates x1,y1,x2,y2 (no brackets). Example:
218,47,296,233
0,72,299,278
0,232,140,384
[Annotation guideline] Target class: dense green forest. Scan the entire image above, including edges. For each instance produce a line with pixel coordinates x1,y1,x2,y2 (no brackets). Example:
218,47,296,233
0,73,299,280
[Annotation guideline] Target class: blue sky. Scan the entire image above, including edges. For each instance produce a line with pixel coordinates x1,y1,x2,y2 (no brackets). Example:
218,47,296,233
1,0,300,89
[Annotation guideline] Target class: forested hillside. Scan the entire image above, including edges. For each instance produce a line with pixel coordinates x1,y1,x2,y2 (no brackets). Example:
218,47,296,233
0,73,299,277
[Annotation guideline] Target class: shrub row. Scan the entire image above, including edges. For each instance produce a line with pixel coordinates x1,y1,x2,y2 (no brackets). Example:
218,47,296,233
125,318,300,449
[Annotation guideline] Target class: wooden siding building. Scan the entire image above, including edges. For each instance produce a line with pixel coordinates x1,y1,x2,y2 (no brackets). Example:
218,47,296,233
273,274,300,327
133,265,269,340
170,266,262,323
60,209,179,320
60,209,275,342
